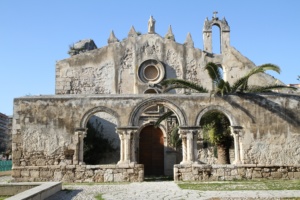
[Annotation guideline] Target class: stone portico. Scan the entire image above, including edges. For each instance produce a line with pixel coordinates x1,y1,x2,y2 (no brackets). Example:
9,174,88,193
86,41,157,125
12,15,300,182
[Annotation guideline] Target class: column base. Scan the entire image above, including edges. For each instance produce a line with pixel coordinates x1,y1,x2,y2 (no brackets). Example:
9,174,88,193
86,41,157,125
232,160,242,165
180,161,194,165
117,160,137,167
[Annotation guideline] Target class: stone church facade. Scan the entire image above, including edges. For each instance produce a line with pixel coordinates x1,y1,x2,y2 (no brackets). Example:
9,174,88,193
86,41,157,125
12,15,300,182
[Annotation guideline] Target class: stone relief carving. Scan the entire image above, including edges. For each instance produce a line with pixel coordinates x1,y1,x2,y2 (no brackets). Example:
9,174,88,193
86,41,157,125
23,127,66,155
139,41,161,56
66,62,114,94
119,48,134,94
186,57,201,86
166,49,182,78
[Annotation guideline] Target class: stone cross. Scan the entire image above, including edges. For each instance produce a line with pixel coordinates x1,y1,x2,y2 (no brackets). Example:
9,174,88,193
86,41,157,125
213,11,218,18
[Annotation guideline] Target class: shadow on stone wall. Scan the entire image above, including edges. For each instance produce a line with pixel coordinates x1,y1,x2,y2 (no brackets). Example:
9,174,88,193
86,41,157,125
238,93,300,127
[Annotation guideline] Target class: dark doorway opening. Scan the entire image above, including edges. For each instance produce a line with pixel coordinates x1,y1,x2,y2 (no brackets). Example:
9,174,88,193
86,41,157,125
139,125,164,176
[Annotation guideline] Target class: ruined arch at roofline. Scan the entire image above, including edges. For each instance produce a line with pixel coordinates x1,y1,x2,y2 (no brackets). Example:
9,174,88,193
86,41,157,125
79,106,121,128
128,97,187,126
195,105,240,127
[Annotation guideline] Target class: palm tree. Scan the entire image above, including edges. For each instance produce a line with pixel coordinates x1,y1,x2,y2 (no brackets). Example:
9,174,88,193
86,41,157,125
200,111,232,164
158,62,296,164
204,62,295,95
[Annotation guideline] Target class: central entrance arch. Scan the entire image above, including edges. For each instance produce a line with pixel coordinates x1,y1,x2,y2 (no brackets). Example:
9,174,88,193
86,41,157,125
139,125,164,176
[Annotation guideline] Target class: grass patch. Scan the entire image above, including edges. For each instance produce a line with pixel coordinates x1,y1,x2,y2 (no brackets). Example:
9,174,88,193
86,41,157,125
0,196,11,200
95,193,104,200
178,179,300,191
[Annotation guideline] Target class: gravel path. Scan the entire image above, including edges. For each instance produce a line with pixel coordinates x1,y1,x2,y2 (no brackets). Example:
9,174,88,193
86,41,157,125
1,176,300,200
47,181,300,200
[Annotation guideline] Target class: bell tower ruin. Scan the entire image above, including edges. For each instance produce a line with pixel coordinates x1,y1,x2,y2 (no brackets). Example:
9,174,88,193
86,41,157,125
203,11,230,54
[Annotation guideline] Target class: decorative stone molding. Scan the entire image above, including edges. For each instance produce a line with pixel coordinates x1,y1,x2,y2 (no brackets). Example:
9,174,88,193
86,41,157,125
80,106,120,128
128,97,187,127
138,59,165,84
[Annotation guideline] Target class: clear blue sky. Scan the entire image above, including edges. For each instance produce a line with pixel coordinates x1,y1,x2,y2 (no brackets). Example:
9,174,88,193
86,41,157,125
1,0,299,116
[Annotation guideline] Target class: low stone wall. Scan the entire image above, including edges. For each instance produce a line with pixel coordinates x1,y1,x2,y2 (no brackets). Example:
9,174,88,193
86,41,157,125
174,164,300,181
12,164,144,183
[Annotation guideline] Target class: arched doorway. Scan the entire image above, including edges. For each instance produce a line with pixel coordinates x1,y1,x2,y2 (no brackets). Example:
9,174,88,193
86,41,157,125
139,125,164,176
83,111,119,165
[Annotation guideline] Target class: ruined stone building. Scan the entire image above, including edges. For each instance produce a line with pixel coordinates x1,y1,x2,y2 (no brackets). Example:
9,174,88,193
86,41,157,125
12,14,300,182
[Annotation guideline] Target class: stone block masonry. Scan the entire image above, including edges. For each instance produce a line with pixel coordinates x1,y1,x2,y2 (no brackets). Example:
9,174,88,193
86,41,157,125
174,164,300,181
12,164,144,183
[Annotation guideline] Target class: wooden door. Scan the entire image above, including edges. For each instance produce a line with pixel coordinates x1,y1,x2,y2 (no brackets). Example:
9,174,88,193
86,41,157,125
139,125,164,176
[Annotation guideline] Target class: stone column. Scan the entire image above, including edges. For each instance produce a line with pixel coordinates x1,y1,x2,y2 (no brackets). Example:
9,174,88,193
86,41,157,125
230,126,243,165
179,126,200,164
74,128,87,165
180,133,187,164
117,127,138,165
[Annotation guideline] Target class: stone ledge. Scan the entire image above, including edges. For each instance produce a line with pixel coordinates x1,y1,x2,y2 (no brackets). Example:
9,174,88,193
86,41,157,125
4,182,61,200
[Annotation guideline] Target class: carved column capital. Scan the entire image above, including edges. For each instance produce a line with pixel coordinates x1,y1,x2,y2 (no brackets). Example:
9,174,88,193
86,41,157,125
229,126,243,135
116,126,138,165
179,126,200,164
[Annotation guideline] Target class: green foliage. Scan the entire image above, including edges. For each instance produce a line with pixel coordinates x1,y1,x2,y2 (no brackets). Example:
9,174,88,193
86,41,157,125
161,79,208,93
0,196,10,200
170,125,181,150
94,193,105,200
84,120,116,164
201,111,232,148
154,111,173,128
154,110,181,149
204,62,296,95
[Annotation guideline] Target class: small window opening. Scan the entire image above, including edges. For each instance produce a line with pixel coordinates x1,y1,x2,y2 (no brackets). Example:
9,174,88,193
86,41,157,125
212,25,221,54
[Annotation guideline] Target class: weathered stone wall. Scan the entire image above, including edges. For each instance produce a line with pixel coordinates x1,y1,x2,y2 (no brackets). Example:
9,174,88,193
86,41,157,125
55,33,278,95
12,93,300,181
13,164,143,183
174,164,300,181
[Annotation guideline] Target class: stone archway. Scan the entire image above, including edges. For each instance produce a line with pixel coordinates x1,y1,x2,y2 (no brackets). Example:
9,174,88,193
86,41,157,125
128,97,187,127
139,125,164,176
195,105,243,165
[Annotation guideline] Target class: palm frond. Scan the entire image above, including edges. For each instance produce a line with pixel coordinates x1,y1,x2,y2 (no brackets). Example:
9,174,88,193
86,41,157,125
247,84,297,93
154,111,174,128
161,79,208,93
163,85,189,93
205,62,222,85
216,80,231,96
231,63,281,93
